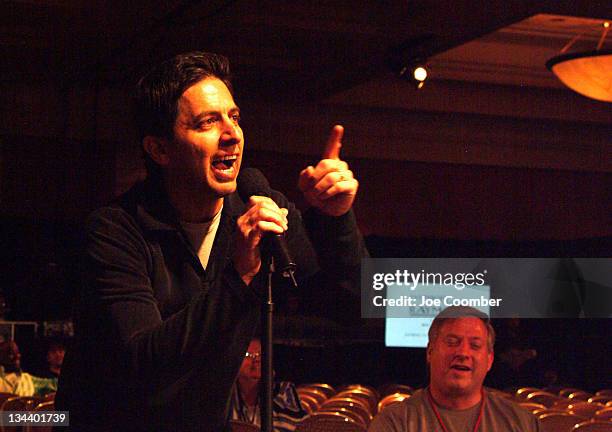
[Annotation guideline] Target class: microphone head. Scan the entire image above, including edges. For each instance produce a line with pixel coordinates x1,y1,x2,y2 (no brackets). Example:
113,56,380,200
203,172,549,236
237,167,272,200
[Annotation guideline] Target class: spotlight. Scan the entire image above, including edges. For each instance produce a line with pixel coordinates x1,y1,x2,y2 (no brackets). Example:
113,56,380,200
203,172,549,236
399,62,429,89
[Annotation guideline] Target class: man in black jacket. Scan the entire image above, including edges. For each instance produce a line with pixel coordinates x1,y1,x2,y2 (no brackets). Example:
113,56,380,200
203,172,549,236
56,51,367,431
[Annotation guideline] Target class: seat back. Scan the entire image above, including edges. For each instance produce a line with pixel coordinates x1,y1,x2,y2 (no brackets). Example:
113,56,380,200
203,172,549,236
590,396,612,405
516,387,542,399
298,388,329,410
316,407,368,427
569,392,593,402
527,391,561,408
535,408,569,417
519,402,547,413
572,420,612,432
377,384,413,398
229,420,260,432
594,407,612,421
299,384,336,399
295,412,367,432
559,388,583,398
1,396,42,432
569,402,605,418
377,393,410,413
335,389,377,415
23,401,56,432
539,413,584,432
320,400,372,426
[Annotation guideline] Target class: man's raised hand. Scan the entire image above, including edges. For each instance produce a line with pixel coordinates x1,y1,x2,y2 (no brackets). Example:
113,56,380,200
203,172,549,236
298,125,358,217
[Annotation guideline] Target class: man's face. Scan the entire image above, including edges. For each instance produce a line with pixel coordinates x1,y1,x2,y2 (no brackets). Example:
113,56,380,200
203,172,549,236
427,317,493,399
47,345,65,369
0,341,21,372
166,77,243,198
238,340,261,384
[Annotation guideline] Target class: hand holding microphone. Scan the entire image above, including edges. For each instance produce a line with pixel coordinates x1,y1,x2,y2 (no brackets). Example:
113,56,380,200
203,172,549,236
234,168,296,286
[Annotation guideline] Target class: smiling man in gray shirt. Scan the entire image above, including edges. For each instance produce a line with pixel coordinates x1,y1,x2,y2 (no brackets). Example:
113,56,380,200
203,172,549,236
369,306,540,432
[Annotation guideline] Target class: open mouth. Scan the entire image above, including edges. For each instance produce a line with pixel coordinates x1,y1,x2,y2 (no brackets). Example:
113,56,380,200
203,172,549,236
212,154,238,170
450,364,472,372
211,154,239,179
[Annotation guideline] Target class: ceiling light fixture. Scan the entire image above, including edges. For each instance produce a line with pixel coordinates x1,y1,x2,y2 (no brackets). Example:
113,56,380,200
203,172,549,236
399,62,429,89
546,20,612,102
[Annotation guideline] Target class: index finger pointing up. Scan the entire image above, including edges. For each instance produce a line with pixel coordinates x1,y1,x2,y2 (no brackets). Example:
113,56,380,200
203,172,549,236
322,125,344,160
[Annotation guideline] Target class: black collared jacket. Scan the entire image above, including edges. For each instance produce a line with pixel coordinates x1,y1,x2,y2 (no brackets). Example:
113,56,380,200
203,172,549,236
56,175,367,431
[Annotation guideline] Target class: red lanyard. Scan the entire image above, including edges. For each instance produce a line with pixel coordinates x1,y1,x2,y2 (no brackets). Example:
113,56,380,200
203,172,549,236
426,388,485,432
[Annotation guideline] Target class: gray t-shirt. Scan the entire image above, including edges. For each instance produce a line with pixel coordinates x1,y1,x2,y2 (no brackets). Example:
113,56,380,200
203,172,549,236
369,388,540,432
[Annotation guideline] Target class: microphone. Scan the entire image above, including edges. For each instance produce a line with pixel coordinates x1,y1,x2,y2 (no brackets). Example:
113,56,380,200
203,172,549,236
237,168,298,287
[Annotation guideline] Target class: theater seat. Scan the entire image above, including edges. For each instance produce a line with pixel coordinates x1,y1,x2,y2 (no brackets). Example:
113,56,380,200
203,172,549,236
230,420,260,432
539,412,584,432
23,401,55,432
569,402,605,418
295,412,367,432
572,420,612,432
594,407,612,421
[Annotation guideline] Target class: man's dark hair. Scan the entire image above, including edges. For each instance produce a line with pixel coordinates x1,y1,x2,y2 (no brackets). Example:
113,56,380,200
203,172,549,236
134,51,233,173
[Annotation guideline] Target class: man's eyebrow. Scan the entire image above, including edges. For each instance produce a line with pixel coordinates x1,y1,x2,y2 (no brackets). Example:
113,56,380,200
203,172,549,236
191,106,240,124
444,333,484,341
191,110,218,123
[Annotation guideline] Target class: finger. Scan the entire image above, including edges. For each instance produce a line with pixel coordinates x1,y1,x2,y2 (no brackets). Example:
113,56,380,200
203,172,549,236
315,159,348,172
253,220,285,235
243,218,287,249
322,125,344,160
306,159,348,186
247,196,286,217
298,166,315,192
247,206,288,231
261,207,288,230
312,170,354,196
317,178,359,201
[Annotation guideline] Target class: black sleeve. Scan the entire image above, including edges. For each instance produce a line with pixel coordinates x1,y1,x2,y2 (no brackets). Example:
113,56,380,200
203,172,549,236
263,189,368,324
303,207,369,274
79,206,262,390
267,189,368,286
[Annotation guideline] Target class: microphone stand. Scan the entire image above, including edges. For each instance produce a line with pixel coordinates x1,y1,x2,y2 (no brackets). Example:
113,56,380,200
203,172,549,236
260,258,275,432
260,256,298,432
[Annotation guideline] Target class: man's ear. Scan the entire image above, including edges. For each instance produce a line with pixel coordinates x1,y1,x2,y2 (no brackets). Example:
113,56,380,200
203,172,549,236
487,350,494,372
426,343,432,363
143,136,171,165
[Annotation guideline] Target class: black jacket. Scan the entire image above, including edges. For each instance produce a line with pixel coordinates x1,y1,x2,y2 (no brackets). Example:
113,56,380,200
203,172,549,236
56,175,367,431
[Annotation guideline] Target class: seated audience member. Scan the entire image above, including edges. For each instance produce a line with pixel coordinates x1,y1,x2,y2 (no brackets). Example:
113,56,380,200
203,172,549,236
36,339,66,379
0,340,57,397
369,306,540,432
487,318,538,389
230,339,307,431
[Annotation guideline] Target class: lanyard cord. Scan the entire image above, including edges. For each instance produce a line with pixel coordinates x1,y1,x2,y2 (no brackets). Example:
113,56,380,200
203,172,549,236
426,388,485,432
